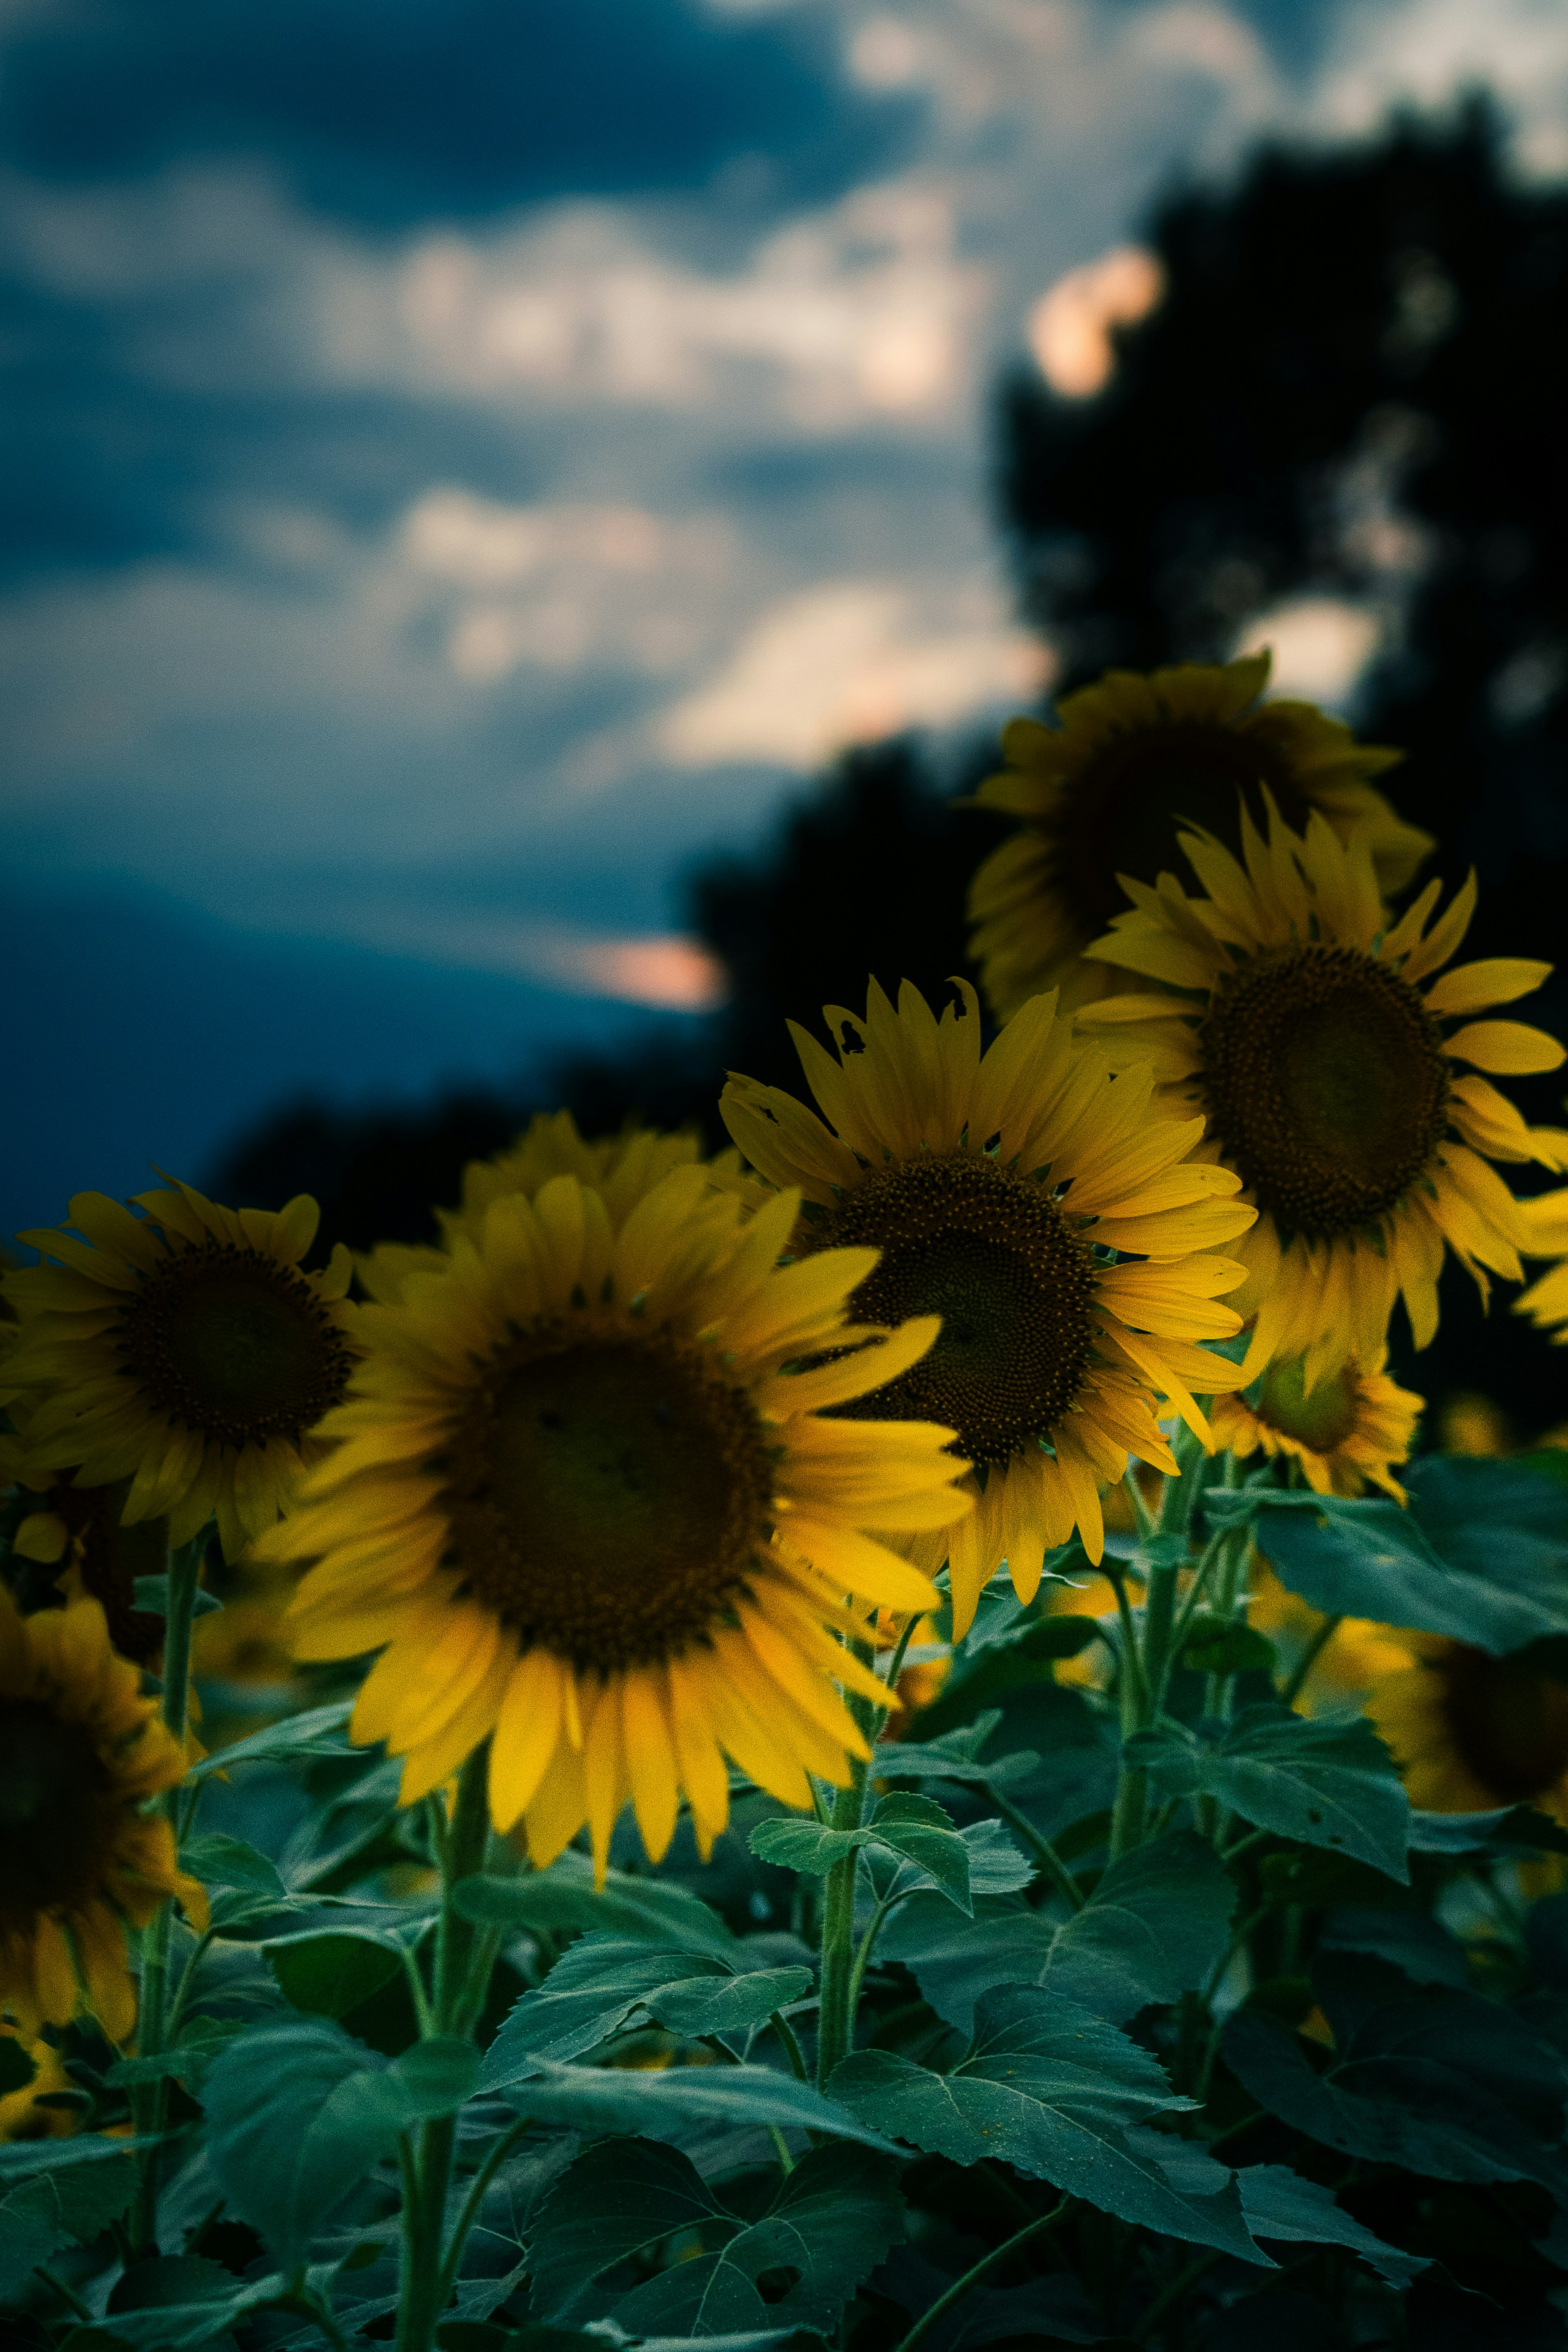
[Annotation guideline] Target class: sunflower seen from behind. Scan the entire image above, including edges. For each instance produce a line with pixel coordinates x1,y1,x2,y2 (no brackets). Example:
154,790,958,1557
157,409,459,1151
967,654,1431,1017
0,1591,206,2046
721,977,1256,1634
1076,800,1568,1386
261,1162,972,1876
3,1179,356,1563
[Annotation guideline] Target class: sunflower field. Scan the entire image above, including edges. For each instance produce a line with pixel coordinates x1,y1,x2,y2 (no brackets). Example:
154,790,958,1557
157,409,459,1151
11,659,1568,2351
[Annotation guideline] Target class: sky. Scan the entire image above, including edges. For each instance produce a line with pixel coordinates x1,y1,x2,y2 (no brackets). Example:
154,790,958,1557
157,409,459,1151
4,0,1568,1240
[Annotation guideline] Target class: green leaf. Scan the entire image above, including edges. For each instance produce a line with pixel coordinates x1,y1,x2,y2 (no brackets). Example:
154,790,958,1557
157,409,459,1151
1232,1463,1568,1655
0,2150,137,2296
1224,1955,1568,2194
180,1832,287,1896
957,1554,1090,1654
866,1793,973,1913
267,1931,405,2018
615,2144,907,2337
751,1793,976,1913
132,1575,223,1617
487,2054,897,2149
60,2258,353,2351
1178,1619,1277,1676
203,2019,478,2267
107,2253,243,2350
869,1708,1042,1788
528,2137,723,2323
451,1855,737,1956
1125,1705,1411,1880
0,2036,36,2094
1039,1830,1236,2023
479,1937,733,2078
877,1831,1230,2036
0,2131,165,2182
185,1699,354,1779
1317,1906,1468,1989
108,2017,249,2094
831,1984,1266,2261
957,1817,1036,1897
1408,1804,1568,1856
1236,2164,1427,2285
647,1967,813,2039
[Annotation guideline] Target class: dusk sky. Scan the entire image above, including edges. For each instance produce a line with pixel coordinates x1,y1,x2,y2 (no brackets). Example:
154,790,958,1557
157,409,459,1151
5,0,1568,1242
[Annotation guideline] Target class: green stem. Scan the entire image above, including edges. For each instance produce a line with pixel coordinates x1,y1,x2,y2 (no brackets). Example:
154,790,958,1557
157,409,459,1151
815,1632,878,2089
434,2113,532,2314
1279,1613,1344,1711
882,1609,922,1696
771,2008,810,2083
889,2198,1070,2352
129,1530,204,2257
33,2266,95,2322
395,1743,492,2352
985,1787,1085,1911
294,2289,356,2352
1121,1461,1156,1538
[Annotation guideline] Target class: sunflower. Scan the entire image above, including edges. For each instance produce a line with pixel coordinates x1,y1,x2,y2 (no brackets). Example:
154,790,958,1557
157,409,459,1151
1075,799,1568,1386
1368,1637,1568,1820
0,1591,206,2045
257,1163,972,1876
2,1179,356,1562
967,653,1432,1018
1210,1348,1423,1501
356,1111,732,1306
9,1456,170,1667
1516,1189,1568,1343
0,2019,76,2143
720,978,1255,1635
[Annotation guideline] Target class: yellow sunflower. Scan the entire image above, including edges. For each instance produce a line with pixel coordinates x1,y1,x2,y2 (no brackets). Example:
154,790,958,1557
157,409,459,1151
2,1178,356,1562
9,1454,171,1668
1368,1637,1568,1820
720,978,1255,1634
1210,1348,1423,1501
356,1110,735,1305
0,1591,206,2045
256,1163,972,1876
0,2019,76,2143
1076,799,1568,1386
967,653,1432,1018
1517,1189,1568,1343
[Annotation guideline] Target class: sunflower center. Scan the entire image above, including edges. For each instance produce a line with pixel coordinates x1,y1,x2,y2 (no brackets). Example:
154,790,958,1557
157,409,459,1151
1059,721,1310,926
1255,1356,1359,1454
441,1327,775,1675
1198,945,1450,1238
0,1701,118,1919
1438,1647,1568,1804
116,1244,352,1449
806,1154,1097,1467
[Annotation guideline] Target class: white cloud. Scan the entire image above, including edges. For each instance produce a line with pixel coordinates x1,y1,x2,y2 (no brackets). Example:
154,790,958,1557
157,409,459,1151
1315,0,1568,177
1027,244,1165,396
388,177,985,430
655,576,1050,768
1238,598,1382,709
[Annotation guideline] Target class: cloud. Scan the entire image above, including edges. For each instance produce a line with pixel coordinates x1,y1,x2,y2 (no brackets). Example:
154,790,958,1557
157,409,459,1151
1314,0,1568,176
1237,598,1381,708
654,576,1050,768
1027,244,1166,397
0,0,911,226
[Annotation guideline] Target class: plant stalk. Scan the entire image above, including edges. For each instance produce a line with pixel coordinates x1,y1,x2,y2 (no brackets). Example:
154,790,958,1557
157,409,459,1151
129,1530,204,2256
889,2198,1070,2352
815,1633,878,2089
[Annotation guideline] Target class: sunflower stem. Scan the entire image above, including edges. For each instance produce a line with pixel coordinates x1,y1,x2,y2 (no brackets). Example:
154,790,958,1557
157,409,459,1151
128,1529,204,2257
396,1743,492,2352
815,1634,878,2090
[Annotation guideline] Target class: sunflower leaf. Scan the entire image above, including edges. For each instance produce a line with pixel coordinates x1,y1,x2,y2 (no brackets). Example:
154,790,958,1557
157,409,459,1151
181,1832,287,1896
1224,1953,1568,2194
451,1856,737,1956
132,1576,223,1617
479,1936,734,2076
831,1985,1267,2261
646,1967,814,2038
184,1701,354,1779
750,1795,976,1912
868,1709,1042,1788
486,2054,899,2149
0,2153,138,2296
527,2137,726,2324
1235,2164,1428,2284
1124,1706,1412,1881
1214,1472,1568,1654
202,2020,477,2269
